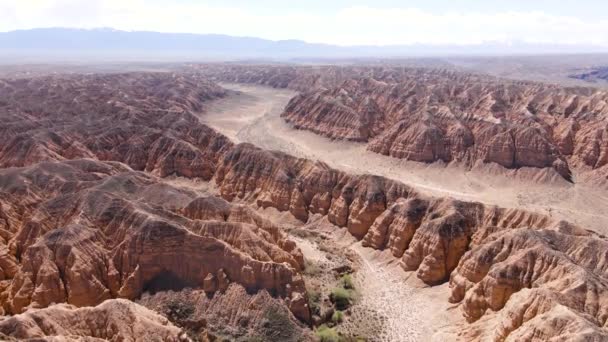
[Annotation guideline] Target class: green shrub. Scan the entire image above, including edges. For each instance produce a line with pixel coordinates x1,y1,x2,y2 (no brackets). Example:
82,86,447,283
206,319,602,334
315,325,340,342
308,289,322,315
331,310,344,323
340,274,354,290
304,260,322,276
330,287,352,310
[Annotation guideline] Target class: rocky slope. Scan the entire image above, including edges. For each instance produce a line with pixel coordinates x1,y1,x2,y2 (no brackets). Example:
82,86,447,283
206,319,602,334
1,69,607,340
0,73,310,339
0,72,231,176
0,160,307,318
209,140,608,341
0,299,190,341
283,71,608,183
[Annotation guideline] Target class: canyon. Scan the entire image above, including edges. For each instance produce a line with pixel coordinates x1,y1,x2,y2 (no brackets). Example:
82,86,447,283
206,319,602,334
0,65,606,341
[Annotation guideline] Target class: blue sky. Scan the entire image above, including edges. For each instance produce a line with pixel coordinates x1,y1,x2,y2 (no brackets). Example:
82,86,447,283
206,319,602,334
1,0,607,46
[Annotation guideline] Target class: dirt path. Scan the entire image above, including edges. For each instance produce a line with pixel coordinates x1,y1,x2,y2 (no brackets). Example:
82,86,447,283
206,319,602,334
288,223,459,342
347,244,425,342
201,83,608,235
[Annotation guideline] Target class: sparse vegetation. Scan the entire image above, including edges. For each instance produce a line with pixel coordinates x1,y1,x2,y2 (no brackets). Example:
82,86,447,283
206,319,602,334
164,299,195,322
340,274,354,289
331,310,344,324
330,287,353,310
308,289,322,315
304,259,322,276
258,305,301,342
315,325,341,342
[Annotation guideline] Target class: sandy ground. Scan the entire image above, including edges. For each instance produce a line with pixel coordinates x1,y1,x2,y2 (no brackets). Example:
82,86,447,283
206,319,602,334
282,215,462,342
201,83,608,236
347,244,461,342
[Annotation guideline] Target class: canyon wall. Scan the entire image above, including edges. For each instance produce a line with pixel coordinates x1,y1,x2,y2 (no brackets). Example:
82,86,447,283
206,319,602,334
0,73,310,331
197,64,608,184
1,70,606,340
210,137,608,341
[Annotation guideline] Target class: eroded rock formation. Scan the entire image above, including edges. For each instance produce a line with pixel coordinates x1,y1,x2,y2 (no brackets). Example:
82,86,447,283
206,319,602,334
0,160,307,322
283,74,608,182
0,72,232,177
207,133,608,340
0,73,310,336
1,69,607,340
0,299,189,341
195,64,608,184
138,285,313,342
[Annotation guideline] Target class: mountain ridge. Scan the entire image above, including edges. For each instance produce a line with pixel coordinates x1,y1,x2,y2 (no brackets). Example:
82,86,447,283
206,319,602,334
2,27,608,61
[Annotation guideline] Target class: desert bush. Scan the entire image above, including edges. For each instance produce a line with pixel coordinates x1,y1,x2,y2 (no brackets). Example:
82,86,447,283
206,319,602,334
330,288,353,310
308,289,322,315
165,299,195,322
340,274,354,290
331,310,344,324
315,325,341,342
304,260,322,276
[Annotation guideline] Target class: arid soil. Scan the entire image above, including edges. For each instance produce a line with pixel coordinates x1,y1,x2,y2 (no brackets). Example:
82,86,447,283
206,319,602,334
0,67,607,341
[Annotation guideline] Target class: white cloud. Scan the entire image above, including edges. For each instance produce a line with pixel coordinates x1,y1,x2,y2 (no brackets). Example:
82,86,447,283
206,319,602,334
0,0,607,46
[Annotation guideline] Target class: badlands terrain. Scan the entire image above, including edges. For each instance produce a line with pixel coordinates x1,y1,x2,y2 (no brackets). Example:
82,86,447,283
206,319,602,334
0,64,606,341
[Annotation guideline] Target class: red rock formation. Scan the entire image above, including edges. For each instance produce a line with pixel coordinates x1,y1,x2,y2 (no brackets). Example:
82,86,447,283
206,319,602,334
1,69,607,340
0,299,189,341
0,161,307,324
281,73,608,181
195,64,608,183
138,285,314,341
208,138,607,339
0,73,310,328
0,73,232,178
450,229,608,340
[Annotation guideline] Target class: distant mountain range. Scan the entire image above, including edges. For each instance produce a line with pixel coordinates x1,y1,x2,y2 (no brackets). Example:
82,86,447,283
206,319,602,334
1,28,607,62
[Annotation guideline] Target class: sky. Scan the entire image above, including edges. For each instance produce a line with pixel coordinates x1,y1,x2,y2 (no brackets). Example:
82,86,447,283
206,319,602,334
1,0,607,46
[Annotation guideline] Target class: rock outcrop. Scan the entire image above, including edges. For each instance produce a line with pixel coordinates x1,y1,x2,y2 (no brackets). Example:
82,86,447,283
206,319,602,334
0,73,310,329
0,160,307,323
451,228,608,340
282,73,608,182
0,73,232,177
0,299,188,341
138,285,313,342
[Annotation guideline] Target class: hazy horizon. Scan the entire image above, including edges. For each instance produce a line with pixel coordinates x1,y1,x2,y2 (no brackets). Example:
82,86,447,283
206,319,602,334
1,1,607,48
